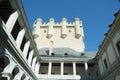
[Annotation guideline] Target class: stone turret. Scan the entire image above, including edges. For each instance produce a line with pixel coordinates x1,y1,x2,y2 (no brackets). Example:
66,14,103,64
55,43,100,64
74,18,82,38
61,18,67,38
47,18,54,39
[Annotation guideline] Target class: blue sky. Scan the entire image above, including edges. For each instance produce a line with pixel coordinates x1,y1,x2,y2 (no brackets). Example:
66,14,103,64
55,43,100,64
22,0,120,52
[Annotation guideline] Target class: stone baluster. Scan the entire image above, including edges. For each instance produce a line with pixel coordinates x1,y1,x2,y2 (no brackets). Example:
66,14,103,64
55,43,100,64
16,28,26,48
6,10,19,33
23,41,30,58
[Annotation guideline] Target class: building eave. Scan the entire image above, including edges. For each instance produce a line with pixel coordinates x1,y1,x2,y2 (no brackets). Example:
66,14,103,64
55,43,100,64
96,9,120,59
40,56,95,63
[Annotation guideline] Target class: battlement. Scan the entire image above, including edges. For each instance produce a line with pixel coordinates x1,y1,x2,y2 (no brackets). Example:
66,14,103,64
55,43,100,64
33,18,82,27
33,18,85,52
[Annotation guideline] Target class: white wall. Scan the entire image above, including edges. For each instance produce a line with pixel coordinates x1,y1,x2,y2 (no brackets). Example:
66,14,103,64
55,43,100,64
34,25,85,52
107,43,116,64
113,32,120,56
98,59,104,75
102,52,109,69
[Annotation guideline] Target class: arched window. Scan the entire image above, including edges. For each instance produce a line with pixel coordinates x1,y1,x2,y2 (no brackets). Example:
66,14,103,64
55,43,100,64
12,67,19,79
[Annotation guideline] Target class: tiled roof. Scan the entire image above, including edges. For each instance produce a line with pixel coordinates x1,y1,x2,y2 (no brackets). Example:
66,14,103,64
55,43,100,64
39,48,96,59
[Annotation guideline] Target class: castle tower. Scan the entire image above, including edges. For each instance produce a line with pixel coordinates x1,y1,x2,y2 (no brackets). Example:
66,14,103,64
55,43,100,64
32,18,96,80
33,18,85,52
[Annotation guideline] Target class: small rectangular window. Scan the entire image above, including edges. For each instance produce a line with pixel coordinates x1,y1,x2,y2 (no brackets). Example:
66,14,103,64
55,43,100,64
44,30,46,33
104,59,108,69
69,30,71,33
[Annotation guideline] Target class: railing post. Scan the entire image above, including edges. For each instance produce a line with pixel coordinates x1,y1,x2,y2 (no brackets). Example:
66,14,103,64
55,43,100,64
6,10,19,33
23,41,30,58
16,28,26,48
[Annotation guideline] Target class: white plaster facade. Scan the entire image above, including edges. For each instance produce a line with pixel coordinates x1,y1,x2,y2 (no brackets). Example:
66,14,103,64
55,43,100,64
96,9,120,80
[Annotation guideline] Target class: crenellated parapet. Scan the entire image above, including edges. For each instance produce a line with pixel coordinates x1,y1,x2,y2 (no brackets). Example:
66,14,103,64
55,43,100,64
33,18,84,39
33,18,83,27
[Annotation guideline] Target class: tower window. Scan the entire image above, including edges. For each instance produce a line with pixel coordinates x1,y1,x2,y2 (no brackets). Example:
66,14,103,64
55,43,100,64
51,53,55,56
44,30,46,33
64,53,68,56
69,30,71,33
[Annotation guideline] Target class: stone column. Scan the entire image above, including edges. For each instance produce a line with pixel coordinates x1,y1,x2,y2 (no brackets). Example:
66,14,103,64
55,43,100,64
61,62,64,76
6,10,19,33
48,62,52,75
28,50,34,66
84,62,89,78
47,18,54,38
3,60,16,74
73,62,76,76
61,18,67,38
16,28,26,48
32,57,37,70
23,41,30,58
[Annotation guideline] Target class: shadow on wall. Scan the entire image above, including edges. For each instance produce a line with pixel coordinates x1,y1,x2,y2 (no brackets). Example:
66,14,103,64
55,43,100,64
0,17,10,80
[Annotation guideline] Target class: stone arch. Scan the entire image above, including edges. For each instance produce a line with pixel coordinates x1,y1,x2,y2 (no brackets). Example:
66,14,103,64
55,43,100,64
3,54,16,74
11,66,19,79
0,56,10,80
21,74,26,80
13,66,25,80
